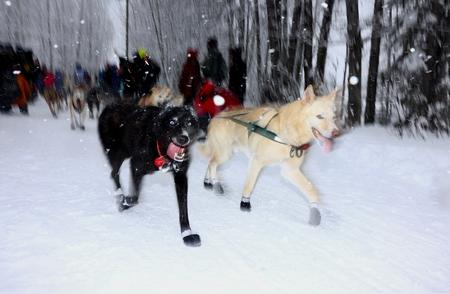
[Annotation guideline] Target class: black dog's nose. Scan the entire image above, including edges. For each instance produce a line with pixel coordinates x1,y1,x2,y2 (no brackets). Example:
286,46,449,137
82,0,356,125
176,135,190,146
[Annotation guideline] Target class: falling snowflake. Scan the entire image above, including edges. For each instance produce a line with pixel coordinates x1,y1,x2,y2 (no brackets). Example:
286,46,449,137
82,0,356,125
53,44,58,49
80,19,85,24
321,2,328,9
409,47,416,53
268,48,275,54
349,76,359,85
5,1,11,6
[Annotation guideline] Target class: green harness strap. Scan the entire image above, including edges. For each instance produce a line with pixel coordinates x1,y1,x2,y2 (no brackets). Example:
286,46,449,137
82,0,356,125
221,112,311,157
228,115,286,144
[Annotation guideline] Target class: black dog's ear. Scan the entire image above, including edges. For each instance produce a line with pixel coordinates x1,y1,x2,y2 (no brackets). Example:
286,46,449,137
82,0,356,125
183,105,199,119
158,105,174,119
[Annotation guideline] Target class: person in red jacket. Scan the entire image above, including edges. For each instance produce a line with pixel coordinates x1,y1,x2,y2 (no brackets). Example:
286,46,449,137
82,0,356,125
42,66,59,117
193,80,242,132
178,48,202,106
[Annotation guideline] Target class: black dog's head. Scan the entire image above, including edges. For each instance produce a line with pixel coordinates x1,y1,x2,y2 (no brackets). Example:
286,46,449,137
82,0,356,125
155,105,200,147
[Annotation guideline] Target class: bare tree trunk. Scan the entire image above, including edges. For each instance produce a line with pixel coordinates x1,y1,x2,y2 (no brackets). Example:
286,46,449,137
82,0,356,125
254,0,262,81
345,0,362,126
340,44,348,120
239,0,245,48
227,0,235,46
287,0,302,75
47,0,53,70
148,0,169,85
303,0,313,87
364,0,383,124
266,0,281,68
315,0,335,89
76,0,85,62
126,0,129,59
279,0,288,64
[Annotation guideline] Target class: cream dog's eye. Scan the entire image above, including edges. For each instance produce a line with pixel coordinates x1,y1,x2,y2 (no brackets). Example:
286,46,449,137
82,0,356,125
316,114,324,119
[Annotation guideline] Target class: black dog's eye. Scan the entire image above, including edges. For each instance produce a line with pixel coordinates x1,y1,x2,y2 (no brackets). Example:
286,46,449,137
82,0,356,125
169,120,177,126
316,114,324,120
187,121,192,126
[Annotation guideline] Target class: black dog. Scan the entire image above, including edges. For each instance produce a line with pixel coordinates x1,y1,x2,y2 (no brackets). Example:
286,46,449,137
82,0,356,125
87,86,121,119
98,103,201,246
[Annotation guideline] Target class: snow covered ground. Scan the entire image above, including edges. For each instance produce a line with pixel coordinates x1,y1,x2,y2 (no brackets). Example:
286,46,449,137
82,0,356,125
1,99,450,294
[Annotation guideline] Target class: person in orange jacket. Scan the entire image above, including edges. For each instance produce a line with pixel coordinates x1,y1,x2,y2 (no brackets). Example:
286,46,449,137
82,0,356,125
12,68,31,114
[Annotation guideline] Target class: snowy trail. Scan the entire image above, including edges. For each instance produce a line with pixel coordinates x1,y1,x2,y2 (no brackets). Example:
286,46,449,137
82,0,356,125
1,99,450,294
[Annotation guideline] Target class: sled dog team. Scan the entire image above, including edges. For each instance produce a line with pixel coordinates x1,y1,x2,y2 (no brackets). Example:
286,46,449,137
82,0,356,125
98,85,340,246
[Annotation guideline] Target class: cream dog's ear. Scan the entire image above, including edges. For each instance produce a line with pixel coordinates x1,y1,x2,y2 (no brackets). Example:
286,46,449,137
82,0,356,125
303,85,316,103
328,87,341,102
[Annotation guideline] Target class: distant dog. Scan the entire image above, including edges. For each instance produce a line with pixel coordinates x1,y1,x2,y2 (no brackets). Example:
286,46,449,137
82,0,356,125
69,87,87,130
98,103,201,246
43,87,60,118
87,86,121,119
201,85,340,226
138,86,184,107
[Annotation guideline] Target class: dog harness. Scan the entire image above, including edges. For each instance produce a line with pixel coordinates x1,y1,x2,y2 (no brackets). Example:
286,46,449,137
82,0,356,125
154,140,187,172
223,111,310,158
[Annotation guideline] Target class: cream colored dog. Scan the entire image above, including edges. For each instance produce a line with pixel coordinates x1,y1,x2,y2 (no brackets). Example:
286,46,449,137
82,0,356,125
69,87,87,130
138,86,184,107
201,85,340,225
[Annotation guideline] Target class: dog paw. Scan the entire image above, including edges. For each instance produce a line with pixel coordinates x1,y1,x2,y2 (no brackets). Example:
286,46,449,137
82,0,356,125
203,180,213,190
240,201,251,212
308,207,321,226
118,195,138,212
182,232,201,247
213,183,224,195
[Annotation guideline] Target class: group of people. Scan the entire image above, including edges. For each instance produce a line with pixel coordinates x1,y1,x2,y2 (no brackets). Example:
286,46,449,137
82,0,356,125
0,44,35,114
0,36,247,121
179,37,247,106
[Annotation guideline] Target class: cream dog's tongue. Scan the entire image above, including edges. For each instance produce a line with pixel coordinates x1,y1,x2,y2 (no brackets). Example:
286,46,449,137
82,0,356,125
315,132,333,153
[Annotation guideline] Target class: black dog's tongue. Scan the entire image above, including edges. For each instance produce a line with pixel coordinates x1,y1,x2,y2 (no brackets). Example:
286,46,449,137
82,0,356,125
167,142,186,161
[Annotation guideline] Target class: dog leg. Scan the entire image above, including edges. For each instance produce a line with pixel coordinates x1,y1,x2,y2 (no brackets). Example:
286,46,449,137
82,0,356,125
120,159,144,210
204,161,224,195
96,100,100,118
69,103,76,130
281,165,321,226
88,101,94,119
79,104,87,130
174,171,201,247
204,161,221,193
240,159,264,212
108,152,125,191
204,150,232,194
